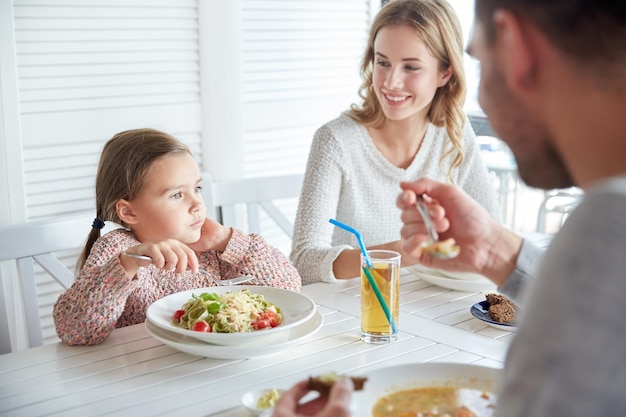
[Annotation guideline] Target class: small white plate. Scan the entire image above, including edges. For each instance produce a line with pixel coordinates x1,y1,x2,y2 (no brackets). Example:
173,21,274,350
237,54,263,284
146,286,316,346
470,301,517,331
353,362,502,416
241,387,286,416
410,264,489,281
145,310,323,359
409,265,496,292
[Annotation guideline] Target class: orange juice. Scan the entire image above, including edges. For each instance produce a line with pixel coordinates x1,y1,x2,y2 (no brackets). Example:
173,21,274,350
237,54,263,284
360,250,400,343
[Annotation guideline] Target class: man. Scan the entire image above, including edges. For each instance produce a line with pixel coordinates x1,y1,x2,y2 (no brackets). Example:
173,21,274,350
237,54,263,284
274,0,626,415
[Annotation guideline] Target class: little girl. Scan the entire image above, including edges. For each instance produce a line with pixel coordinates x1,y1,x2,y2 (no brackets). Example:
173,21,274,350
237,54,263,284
53,128,302,346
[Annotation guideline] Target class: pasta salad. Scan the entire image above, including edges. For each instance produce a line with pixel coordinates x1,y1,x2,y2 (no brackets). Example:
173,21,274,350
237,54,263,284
172,288,282,333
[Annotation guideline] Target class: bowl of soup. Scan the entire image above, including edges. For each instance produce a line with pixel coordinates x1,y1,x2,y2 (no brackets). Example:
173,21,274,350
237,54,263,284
352,362,501,417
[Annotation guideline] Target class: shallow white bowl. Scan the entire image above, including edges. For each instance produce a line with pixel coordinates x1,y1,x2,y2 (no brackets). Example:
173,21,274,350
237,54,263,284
145,310,323,359
411,264,488,281
241,387,286,416
146,286,316,346
409,265,496,292
353,363,502,416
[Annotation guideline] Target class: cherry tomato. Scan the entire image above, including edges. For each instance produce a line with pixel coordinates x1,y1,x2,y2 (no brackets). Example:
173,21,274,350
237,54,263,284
173,309,185,322
252,318,271,330
191,321,211,332
263,310,281,328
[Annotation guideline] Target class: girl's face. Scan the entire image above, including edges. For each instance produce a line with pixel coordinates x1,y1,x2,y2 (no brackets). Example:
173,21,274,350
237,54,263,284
372,24,451,123
120,152,206,244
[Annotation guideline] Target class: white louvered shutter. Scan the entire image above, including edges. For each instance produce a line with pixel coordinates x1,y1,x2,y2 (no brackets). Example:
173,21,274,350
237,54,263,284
238,0,379,254
14,0,203,220
11,0,203,346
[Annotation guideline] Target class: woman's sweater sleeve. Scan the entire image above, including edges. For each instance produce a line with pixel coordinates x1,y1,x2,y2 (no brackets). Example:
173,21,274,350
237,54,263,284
291,125,352,285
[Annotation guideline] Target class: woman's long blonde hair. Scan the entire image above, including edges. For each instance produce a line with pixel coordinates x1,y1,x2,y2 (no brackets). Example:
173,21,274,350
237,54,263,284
346,0,467,181
78,128,192,270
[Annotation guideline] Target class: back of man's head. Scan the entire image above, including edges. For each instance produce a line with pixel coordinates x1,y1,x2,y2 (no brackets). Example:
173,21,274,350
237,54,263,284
475,0,626,78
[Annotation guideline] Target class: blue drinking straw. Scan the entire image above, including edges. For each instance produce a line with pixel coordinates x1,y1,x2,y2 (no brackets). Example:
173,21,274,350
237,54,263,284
328,218,397,333
329,218,372,267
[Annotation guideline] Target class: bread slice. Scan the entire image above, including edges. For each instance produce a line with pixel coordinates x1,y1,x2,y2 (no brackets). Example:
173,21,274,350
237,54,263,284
307,373,367,395
485,293,518,324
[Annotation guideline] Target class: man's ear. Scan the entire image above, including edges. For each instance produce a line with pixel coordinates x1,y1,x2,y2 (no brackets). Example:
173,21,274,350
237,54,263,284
493,10,537,93
116,199,138,225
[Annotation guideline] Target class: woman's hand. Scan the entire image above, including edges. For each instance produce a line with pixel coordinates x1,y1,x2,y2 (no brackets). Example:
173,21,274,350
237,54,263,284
397,177,522,286
187,218,232,253
273,378,353,417
120,239,200,277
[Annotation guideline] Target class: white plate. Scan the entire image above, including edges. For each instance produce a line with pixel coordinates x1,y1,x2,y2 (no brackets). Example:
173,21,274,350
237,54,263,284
146,286,316,346
410,264,488,281
353,362,502,416
471,301,517,332
145,310,323,359
409,265,496,292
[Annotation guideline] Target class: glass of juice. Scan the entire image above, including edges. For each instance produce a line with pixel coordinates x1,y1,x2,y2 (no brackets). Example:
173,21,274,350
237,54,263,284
360,250,400,343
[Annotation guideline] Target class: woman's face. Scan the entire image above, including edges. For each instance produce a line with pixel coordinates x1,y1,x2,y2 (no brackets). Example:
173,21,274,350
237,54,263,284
372,24,451,123
121,152,206,244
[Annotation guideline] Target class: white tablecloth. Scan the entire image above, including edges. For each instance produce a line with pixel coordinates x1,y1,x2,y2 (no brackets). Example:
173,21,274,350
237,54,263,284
0,268,513,417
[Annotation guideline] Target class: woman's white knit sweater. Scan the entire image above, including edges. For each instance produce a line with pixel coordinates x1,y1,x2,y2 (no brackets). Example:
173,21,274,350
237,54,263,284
290,113,502,285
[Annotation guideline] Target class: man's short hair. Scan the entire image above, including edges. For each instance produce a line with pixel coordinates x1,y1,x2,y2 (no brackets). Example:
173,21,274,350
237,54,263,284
475,0,626,76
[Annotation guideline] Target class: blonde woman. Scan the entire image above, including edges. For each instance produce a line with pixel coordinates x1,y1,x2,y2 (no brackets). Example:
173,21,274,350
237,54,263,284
291,0,501,284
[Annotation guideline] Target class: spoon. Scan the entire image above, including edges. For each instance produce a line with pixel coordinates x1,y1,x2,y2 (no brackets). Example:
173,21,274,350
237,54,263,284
122,252,255,286
415,196,460,259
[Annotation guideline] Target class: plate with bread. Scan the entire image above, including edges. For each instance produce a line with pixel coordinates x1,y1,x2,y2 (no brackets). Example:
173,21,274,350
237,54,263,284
471,293,518,331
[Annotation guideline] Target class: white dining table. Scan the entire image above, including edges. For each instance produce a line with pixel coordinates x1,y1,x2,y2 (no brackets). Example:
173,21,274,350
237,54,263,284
0,267,515,417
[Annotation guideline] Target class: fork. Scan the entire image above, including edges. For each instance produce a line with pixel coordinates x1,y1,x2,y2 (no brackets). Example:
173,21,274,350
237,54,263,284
122,252,255,286
415,195,460,259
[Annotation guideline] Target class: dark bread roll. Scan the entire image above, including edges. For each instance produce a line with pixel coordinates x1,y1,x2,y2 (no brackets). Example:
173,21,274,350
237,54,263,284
485,293,518,324
307,373,367,395
489,303,516,324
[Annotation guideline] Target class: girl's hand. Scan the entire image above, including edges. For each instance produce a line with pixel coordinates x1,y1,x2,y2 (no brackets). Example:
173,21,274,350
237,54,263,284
187,218,232,253
120,239,200,277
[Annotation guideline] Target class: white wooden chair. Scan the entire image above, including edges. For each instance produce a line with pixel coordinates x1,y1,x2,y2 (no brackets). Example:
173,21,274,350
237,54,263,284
0,215,90,353
536,187,583,233
202,173,304,254
469,113,499,137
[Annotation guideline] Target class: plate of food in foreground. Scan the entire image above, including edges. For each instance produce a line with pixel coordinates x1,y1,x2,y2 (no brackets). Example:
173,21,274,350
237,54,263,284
353,362,502,417
470,293,519,331
145,310,323,359
146,286,316,346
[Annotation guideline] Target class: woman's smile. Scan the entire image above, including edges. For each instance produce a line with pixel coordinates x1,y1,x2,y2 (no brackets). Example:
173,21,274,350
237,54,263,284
383,92,411,104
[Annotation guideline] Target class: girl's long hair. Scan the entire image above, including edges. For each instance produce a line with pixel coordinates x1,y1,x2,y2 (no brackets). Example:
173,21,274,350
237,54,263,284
78,129,191,270
346,0,467,181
